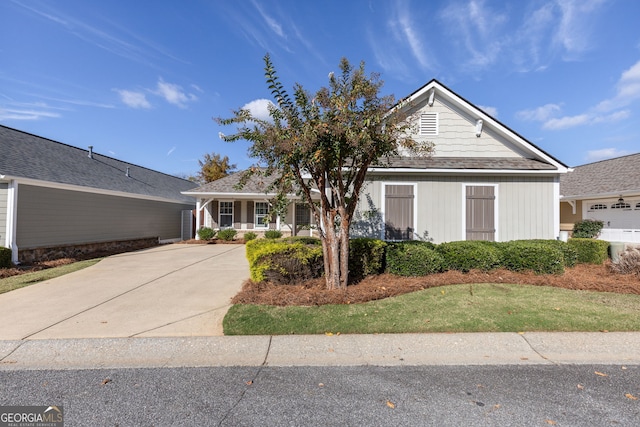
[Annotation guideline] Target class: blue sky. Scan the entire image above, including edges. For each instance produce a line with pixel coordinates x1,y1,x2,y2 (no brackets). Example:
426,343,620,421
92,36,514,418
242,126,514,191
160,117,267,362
2,0,639,177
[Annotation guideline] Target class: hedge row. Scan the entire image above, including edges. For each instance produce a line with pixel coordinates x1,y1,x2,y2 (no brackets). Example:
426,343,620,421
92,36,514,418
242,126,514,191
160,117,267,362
245,237,610,284
0,247,11,269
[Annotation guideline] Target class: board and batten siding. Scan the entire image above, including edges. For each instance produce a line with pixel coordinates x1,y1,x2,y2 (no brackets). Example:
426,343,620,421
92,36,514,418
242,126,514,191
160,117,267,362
16,184,193,249
407,97,528,159
358,175,556,243
0,183,7,247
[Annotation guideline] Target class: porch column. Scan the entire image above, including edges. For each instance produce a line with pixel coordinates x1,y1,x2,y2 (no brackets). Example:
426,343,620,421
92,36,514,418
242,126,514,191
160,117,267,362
195,199,202,239
6,180,19,264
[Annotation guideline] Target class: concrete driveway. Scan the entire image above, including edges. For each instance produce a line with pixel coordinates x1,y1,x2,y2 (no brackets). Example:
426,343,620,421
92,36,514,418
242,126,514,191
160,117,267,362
0,244,249,340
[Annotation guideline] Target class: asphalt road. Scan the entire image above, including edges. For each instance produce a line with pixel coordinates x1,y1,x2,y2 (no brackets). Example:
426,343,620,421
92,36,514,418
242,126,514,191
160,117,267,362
2,364,638,426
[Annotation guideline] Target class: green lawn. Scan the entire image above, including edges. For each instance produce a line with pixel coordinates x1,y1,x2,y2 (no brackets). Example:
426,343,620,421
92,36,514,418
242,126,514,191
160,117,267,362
0,259,102,295
223,283,640,335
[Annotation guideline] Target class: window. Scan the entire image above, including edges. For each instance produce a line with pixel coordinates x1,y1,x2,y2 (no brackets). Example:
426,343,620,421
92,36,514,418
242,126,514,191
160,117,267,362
295,203,311,227
255,202,269,228
636,202,640,210
611,202,631,209
589,204,607,211
420,112,438,136
219,201,233,228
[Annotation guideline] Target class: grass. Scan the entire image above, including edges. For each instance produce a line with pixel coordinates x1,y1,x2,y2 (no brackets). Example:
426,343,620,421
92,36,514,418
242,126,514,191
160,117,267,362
223,283,640,335
0,259,102,295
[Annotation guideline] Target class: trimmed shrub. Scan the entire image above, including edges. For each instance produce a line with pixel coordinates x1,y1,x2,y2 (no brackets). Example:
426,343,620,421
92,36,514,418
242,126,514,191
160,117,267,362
217,228,238,241
246,239,323,284
243,232,257,242
568,238,610,264
283,236,322,245
0,247,12,269
197,227,216,241
348,238,387,283
523,239,578,268
572,219,604,238
500,241,565,274
609,247,640,277
386,241,446,276
436,241,501,272
264,230,283,239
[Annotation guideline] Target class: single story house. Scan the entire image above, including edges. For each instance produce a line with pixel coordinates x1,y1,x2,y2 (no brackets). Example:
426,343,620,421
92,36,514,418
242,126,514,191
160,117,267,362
184,79,569,243
560,153,640,243
1,125,197,264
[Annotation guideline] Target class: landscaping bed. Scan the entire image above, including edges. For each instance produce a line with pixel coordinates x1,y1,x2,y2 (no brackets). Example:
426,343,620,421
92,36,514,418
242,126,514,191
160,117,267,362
231,263,640,306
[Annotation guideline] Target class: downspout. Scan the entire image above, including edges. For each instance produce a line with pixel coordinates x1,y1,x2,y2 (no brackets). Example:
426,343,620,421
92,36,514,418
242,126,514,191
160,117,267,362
6,180,19,264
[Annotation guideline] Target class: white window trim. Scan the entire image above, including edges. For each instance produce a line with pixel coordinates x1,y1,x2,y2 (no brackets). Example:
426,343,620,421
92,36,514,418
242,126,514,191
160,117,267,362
254,201,270,229
380,182,418,241
218,200,234,229
461,183,499,242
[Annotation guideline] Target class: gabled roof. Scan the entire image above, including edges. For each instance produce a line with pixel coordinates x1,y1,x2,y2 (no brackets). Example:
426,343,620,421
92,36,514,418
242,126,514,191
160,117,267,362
184,170,277,195
0,125,196,203
560,153,640,199
394,79,569,172
374,156,557,171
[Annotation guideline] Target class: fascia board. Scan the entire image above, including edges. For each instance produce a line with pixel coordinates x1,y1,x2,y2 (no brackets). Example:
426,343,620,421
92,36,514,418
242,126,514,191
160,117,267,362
367,167,564,175
8,175,192,205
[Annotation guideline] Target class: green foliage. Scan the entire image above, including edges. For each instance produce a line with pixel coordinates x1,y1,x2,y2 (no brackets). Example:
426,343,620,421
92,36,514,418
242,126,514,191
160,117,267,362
568,238,610,264
245,239,323,284
0,247,12,269
521,239,578,268
500,241,565,274
436,241,501,272
386,241,446,276
243,232,257,242
196,152,236,184
197,227,216,241
572,219,604,238
282,236,322,245
217,228,238,241
348,238,387,283
264,230,283,239
215,54,434,290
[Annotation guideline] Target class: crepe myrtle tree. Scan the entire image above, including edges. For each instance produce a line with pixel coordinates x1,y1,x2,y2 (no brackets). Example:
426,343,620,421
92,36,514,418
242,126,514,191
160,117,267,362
216,54,432,290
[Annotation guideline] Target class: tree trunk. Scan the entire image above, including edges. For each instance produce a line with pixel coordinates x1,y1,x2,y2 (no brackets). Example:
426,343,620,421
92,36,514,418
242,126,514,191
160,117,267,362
321,212,342,290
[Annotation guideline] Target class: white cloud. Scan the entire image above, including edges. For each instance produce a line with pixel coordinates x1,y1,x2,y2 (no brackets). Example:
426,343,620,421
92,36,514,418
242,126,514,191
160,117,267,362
242,98,275,121
477,105,498,117
554,0,607,59
0,107,61,120
543,113,589,130
155,78,197,108
167,146,176,156
596,59,640,112
252,0,285,38
114,89,152,109
586,147,630,162
516,103,562,122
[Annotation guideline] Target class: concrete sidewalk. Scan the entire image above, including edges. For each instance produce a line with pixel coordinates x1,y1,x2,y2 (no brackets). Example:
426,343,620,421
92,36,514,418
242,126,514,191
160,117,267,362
0,244,248,340
1,332,639,370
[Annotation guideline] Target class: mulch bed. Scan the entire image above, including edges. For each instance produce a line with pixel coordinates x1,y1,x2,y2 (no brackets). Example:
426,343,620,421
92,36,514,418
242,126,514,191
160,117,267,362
231,264,640,307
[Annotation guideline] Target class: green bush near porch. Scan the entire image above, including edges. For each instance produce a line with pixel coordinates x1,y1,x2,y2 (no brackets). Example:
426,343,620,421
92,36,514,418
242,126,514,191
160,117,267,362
246,238,323,284
568,238,610,264
0,247,12,269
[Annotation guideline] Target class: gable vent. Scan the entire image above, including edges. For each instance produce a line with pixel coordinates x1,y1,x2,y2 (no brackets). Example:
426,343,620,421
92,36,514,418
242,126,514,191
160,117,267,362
420,112,438,136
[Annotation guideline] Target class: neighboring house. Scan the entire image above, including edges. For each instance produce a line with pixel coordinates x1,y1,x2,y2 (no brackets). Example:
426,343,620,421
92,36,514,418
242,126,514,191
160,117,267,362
184,80,569,243
560,153,640,243
1,125,197,264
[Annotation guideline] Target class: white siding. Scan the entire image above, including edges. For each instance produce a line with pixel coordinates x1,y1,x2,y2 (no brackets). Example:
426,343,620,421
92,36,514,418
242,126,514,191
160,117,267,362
407,98,527,158
16,185,193,249
358,175,556,243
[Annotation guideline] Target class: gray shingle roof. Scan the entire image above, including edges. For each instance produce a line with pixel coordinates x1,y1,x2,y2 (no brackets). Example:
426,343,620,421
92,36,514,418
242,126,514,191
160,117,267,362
560,153,640,198
376,156,557,170
0,125,197,203
184,170,278,194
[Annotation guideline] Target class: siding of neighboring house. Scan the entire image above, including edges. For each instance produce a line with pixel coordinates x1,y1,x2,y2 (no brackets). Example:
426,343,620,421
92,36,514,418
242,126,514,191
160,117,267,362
16,185,193,249
358,175,556,243
411,97,526,158
560,200,582,232
0,183,7,247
